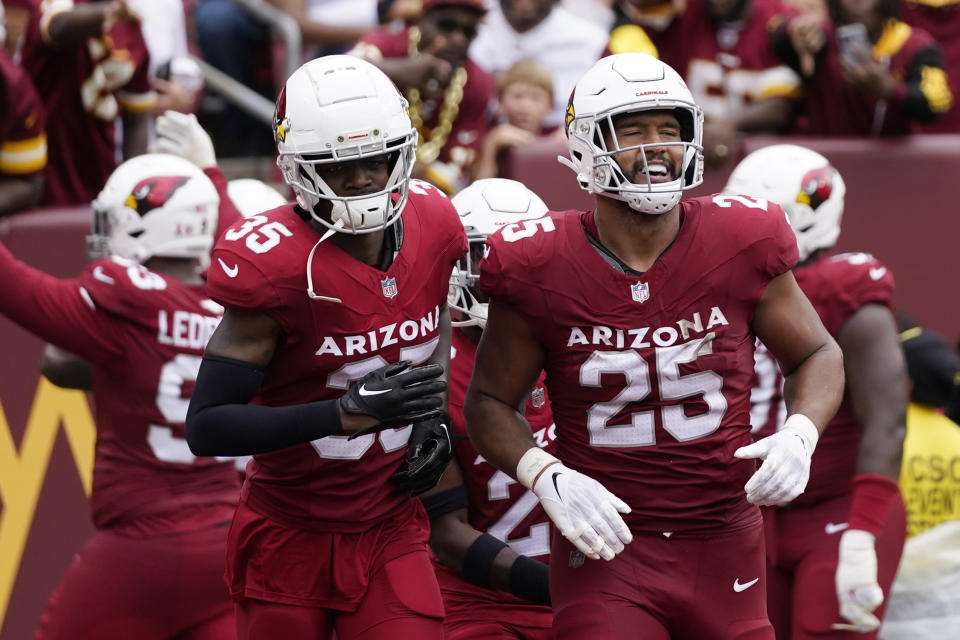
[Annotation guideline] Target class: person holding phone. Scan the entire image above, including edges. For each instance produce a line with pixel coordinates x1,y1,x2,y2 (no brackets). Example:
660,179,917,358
769,0,953,135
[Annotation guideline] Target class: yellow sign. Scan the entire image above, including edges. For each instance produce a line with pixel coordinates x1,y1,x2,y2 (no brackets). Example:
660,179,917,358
0,380,96,633
899,404,960,537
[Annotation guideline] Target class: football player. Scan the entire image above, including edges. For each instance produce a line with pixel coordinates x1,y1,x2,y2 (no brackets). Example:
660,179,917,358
730,144,908,638
0,153,239,639
464,53,845,639
39,109,245,396
423,178,554,639
184,56,467,639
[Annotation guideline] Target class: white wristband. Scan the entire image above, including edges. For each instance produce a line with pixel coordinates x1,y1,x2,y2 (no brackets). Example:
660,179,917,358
516,447,560,490
783,413,820,453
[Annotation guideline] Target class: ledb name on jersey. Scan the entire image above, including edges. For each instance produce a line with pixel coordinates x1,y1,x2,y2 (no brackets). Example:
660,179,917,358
157,310,221,350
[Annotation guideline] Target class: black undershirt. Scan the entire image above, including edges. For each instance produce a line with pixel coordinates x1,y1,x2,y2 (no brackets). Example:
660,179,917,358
581,212,679,277
582,221,646,277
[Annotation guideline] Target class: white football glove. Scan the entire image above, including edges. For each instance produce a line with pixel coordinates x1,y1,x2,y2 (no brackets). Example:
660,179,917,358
517,447,633,561
734,414,819,506
155,110,217,169
832,529,884,633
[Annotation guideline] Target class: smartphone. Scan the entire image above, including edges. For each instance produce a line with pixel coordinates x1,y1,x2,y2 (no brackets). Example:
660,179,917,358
836,23,870,66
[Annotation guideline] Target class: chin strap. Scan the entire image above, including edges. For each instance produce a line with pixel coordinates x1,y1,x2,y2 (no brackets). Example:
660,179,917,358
557,154,578,173
306,220,344,303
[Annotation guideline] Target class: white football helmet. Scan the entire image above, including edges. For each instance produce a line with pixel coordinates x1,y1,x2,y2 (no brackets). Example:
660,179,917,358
561,53,704,215
227,178,288,218
449,179,549,328
725,144,846,262
274,55,417,235
87,153,219,263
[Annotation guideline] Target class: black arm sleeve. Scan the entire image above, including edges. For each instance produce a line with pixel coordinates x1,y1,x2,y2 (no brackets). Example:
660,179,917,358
185,355,343,456
420,485,470,520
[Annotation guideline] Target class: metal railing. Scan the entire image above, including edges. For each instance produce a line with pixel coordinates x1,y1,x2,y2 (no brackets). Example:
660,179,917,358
192,0,303,126
235,0,302,81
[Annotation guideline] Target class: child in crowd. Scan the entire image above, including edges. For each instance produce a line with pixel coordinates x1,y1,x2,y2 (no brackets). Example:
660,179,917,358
473,59,556,179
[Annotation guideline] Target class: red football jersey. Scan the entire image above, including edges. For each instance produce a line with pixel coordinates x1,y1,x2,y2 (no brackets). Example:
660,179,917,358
0,248,239,534
0,48,46,177
479,196,799,533
205,181,468,531
449,328,555,561
20,0,155,205
752,252,895,505
436,328,555,626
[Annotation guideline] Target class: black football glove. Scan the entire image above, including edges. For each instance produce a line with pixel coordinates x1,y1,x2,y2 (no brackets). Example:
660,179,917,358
392,412,453,496
341,361,446,440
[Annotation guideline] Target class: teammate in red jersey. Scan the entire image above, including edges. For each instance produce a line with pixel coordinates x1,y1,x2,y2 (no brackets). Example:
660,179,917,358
0,153,239,639
729,144,908,638
184,56,467,639
20,0,155,205
464,53,845,640
421,178,554,640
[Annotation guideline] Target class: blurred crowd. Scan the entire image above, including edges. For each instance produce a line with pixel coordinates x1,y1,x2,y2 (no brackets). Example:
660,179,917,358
1,0,958,216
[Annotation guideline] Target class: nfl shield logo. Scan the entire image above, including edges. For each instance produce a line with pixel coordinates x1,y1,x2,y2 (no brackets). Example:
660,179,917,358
630,281,650,303
531,387,545,408
569,550,585,569
381,276,398,299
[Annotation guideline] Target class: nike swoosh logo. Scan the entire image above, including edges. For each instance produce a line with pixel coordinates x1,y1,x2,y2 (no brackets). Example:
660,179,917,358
92,266,115,285
357,384,391,397
552,471,562,496
825,522,849,535
869,267,887,281
218,258,239,278
733,577,759,592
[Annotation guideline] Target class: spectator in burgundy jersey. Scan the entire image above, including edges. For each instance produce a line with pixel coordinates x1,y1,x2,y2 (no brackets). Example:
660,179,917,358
899,0,960,132
609,0,802,166
19,0,156,205
771,0,953,134
729,144,908,637
184,56,464,639
465,53,844,639
0,153,240,640
473,59,556,180
349,0,494,194
0,45,46,215
422,178,554,639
